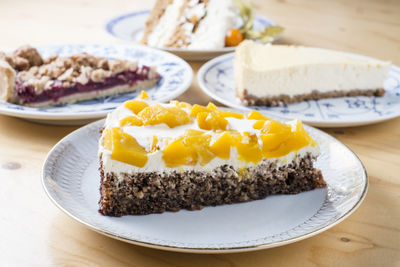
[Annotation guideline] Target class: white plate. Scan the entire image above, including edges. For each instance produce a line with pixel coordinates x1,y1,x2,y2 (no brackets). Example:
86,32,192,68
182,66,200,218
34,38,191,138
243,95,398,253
198,53,400,127
42,117,367,253
105,10,279,61
0,44,193,125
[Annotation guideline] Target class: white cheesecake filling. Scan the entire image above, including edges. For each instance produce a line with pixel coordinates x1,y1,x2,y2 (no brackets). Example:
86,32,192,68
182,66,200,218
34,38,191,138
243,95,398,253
235,41,391,98
99,103,320,178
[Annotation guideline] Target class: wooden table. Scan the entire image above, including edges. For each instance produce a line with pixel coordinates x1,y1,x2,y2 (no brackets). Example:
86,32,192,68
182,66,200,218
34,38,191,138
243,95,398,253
0,0,399,266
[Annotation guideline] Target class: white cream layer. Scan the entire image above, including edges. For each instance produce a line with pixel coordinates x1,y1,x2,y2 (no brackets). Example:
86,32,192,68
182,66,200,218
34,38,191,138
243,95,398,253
188,0,236,50
147,0,185,48
99,103,320,176
234,41,391,98
100,143,319,178
147,0,237,49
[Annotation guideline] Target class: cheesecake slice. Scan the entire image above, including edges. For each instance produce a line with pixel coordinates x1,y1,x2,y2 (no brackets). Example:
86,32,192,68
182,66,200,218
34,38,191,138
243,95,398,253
234,40,391,106
0,45,160,107
98,91,325,216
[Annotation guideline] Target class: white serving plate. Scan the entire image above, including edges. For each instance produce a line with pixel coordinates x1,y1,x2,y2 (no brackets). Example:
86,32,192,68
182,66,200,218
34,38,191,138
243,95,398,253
42,117,367,253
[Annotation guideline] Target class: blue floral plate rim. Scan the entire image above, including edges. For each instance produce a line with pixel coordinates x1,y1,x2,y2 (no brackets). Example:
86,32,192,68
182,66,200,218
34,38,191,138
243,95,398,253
197,52,400,128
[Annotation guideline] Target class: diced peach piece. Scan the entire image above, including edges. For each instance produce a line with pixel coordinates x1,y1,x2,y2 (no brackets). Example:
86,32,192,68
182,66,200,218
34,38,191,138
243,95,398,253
124,100,149,114
183,133,213,166
261,120,291,134
262,120,316,158
110,127,148,167
236,133,263,163
246,110,270,120
189,104,210,117
196,112,228,131
101,128,113,151
138,104,190,128
220,111,244,119
253,120,266,130
209,132,233,159
162,138,197,167
150,136,158,152
260,133,289,152
138,91,149,99
185,129,206,136
293,120,316,145
170,100,192,109
120,116,143,127
206,102,220,112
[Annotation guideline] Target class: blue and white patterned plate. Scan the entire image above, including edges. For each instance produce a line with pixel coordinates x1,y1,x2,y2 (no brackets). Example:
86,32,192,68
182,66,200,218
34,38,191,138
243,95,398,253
105,10,279,61
0,44,193,125
198,53,400,127
42,117,367,253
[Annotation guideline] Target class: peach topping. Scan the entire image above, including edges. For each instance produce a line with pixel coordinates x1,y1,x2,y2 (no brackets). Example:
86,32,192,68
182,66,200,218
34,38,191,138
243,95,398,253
101,94,316,167
103,127,148,167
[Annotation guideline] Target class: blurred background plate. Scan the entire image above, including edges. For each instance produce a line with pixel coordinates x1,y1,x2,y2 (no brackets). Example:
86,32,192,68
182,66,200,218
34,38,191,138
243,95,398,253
105,10,279,61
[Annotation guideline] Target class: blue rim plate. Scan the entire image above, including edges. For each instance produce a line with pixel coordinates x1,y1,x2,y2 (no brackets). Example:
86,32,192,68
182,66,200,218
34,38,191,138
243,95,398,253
105,10,279,61
198,53,400,127
0,44,193,123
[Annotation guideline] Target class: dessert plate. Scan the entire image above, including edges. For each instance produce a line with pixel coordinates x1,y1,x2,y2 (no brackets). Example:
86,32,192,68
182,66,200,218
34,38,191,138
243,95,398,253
42,117,367,253
0,44,193,125
198,53,400,127
105,10,278,61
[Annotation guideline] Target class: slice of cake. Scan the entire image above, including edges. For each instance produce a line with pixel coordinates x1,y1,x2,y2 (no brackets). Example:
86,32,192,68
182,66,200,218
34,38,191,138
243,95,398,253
0,45,160,107
235,40,391,106
141,0,237,50
98,91,325,216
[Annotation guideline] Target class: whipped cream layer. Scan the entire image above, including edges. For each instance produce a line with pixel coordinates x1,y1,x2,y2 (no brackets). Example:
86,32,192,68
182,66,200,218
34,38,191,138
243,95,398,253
235,41,391,98
188,0,236,50
147,0,237,49
99,100,320,176
147,0,185,48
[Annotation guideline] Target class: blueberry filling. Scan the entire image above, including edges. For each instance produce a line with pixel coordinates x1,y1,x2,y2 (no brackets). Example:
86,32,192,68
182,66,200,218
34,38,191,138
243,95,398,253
15,66,159,104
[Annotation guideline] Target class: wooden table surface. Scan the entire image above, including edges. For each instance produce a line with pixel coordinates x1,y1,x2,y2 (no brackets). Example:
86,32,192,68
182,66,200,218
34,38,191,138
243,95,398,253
0,0,399,266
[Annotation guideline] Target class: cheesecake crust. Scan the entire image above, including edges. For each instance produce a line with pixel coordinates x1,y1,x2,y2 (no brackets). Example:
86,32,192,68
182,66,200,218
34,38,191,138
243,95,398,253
241,88,386,107
99,153,325,216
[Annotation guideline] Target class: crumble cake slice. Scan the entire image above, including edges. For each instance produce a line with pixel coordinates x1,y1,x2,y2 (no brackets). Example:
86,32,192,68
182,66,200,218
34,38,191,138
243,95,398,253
0,45,160,107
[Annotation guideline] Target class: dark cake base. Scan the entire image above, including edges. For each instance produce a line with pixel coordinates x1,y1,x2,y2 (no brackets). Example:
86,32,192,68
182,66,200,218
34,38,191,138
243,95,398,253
99,153,326,217
241,88,385,106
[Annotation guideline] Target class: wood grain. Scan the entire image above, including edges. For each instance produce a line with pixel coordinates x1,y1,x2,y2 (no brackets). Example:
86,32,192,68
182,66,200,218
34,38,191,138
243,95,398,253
0,0,399,266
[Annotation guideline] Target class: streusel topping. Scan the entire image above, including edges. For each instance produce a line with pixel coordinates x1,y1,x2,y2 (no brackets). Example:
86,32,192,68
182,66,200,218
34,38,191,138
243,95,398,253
5,46,141,94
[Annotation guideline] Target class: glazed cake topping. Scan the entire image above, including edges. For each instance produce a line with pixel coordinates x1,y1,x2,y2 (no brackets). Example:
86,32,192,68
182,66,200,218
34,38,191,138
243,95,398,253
100,93,318,168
